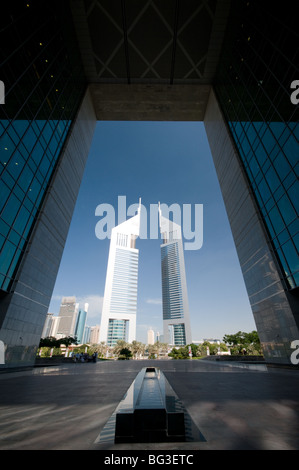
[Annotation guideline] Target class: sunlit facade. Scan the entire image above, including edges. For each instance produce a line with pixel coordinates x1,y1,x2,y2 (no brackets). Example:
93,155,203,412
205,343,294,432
159,204,192,346
99,201,141,347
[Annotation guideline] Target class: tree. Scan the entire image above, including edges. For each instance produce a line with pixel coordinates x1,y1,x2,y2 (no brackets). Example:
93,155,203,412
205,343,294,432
139,342,146,359
90,341,109,358
39,336,78,348
223,331,262,355
130,340,144,359
188,343,198,357
118,347,132,359
202,341,218,355
147,342,159,358
59,336,78,347
158,342,169,356
223,331,244,347
168,345,190,359
168,347,179,359
196,343,208,357
112,340,128,356
39,336,59,348
147,341,168,358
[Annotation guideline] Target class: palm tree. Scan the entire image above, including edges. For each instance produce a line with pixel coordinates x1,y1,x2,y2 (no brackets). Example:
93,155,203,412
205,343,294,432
159,342,169,357
97,341,109,358
112,340,128,357
148,342,159,358
130,340,144,359
139,342,146,359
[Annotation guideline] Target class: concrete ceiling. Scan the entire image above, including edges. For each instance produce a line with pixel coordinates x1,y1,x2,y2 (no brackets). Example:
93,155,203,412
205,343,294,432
70,0,231,120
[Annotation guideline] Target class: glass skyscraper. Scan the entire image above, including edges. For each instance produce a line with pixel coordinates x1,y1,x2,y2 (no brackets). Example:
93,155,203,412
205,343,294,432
99,201,141,347
74,303,88,344
203,0,298,362
214,1,298,291
159,203,192,346
0,0,95,368
0,1,86,292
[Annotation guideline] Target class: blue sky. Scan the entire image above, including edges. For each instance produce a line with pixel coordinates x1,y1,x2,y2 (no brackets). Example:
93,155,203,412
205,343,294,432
48,121,256,343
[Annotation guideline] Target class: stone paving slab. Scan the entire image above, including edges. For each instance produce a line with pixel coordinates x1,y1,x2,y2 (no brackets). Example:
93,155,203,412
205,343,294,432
0,359,298,451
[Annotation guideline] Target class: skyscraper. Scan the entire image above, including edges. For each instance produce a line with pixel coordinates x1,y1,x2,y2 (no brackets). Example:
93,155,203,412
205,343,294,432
74,303,88,344
57,297,79,338
159,204,192,346
41,313,55,339
90,325,100,344
99,200,141,346
147,328,155,345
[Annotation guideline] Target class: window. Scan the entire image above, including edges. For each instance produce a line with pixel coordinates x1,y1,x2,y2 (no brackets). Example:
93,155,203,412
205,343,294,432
0,1,86,292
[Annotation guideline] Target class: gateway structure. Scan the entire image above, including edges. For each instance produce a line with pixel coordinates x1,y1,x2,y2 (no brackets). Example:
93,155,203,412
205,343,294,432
1,1,298,367
99,200,141,346
159,204,192,346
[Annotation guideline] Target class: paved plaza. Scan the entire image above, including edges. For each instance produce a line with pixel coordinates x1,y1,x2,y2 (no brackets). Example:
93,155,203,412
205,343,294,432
0,359,298,451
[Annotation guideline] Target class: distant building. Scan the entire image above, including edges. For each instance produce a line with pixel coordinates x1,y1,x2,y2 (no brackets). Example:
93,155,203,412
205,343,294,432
41,313,60,338
192,340,203,346
203,338,221,345
90,325,100,344
74,303,89,344
147,328,155,345
83,326,91,344
42,313,54,338
50,317,61,338
42,300,100,344
57,297,79,337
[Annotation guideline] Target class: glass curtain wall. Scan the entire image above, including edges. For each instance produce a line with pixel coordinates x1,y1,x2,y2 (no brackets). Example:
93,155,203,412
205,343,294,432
108,319,128,347
169,323,186,346
161,243,184,320
0,1,86,292
214,0,299,291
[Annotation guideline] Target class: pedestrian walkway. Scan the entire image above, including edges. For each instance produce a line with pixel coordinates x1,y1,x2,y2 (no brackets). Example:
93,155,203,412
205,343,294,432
0,359,298,450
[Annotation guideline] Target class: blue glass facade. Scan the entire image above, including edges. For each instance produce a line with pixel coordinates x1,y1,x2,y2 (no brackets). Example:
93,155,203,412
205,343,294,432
75,309,87,344
107,319,128,347
161,243,184,320
214,0,299,291
172,323,186,346
0,1,86,292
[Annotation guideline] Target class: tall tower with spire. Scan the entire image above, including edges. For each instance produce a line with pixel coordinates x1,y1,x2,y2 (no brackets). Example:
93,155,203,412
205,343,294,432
99,199,141,346
159,203,192,346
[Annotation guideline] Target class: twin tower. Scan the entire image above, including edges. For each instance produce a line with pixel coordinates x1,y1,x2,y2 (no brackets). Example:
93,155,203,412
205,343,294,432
99,200,192,347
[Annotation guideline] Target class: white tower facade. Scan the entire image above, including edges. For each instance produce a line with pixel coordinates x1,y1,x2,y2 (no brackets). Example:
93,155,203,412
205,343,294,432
159,203,192,346
99,200,141,346
147,328,155,345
